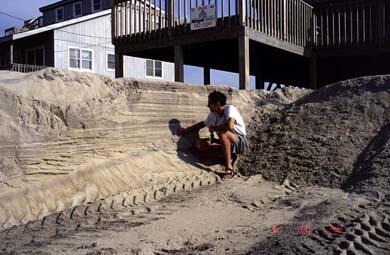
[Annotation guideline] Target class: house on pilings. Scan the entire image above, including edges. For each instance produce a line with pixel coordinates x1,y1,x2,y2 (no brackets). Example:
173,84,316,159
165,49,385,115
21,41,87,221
112,0,390,89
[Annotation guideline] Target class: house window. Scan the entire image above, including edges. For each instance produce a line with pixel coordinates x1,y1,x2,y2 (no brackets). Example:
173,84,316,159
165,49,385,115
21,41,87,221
81,50,92,69
69,48,93,70
92,0,102,12
146,60,162,78
15,52,22,63
155,61,162,77
74,2,82,17
56,7,64,22
26,47,45,66
146,60,154,77
69,48,80,68
107,53,115,70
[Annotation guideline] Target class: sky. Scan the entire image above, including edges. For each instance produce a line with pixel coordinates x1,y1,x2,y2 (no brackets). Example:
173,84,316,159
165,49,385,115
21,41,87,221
0,0,55,33
0,0,256,89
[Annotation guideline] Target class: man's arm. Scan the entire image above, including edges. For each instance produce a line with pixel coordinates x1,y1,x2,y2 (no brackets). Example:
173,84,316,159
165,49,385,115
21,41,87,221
178,121,205,135
212,118,236,132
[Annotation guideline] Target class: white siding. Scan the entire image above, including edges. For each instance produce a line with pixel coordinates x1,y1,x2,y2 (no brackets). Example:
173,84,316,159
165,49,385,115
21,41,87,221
123,57,173,81
53,14,174,80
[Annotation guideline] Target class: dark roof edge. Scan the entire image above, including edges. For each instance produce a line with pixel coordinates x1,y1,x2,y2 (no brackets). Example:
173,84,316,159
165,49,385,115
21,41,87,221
39,0,78,12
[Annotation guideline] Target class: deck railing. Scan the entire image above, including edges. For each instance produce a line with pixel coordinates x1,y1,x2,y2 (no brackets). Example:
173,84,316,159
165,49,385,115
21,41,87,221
113,0,167,36
313,0,390,48
0,64,49,73
246,0,313,46
113,0,390,50
112,0,313,47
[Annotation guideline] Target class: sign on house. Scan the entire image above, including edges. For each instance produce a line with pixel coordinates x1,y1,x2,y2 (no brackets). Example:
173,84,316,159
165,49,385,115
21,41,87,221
190,5,216,30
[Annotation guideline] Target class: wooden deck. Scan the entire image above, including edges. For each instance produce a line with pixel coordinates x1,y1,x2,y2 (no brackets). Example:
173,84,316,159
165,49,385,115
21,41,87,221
312,0,390,57
112,0,390,89
112,0,313,56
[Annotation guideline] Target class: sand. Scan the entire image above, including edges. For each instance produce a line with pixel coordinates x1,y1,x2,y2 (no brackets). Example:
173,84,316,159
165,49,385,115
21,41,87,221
0,69,389,254
240,76,390,188
0,174,376,255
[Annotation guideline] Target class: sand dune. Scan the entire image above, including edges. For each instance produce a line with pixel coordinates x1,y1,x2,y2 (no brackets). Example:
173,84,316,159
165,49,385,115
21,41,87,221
0,69,389,254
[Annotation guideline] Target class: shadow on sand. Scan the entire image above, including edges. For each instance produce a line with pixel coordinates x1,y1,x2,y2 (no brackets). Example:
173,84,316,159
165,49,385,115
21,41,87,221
168,119,223,172
342,122,390,197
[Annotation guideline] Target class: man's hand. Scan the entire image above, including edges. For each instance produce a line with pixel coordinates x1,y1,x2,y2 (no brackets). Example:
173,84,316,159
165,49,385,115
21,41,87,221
177,121,205,136
177,127,187,136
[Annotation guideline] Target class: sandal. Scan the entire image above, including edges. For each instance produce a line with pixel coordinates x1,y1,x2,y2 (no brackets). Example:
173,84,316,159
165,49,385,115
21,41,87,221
221,168,235,180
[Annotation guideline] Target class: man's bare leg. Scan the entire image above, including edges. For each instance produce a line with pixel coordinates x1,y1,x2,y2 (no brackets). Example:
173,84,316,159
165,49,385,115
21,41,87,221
194,132,223,157
216,131,237,170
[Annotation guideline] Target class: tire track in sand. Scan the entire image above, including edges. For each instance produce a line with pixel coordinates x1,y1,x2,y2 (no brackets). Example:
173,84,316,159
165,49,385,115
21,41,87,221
0,171,220,254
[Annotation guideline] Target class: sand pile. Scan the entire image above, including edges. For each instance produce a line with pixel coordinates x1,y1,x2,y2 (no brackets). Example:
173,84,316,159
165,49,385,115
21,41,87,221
240,75,390,188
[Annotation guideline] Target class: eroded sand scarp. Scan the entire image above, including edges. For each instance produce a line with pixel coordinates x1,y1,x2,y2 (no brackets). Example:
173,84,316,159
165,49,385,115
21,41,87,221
0,68,262,230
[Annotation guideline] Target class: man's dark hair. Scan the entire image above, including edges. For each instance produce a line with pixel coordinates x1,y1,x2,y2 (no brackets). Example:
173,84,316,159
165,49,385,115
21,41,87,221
208,91,227,106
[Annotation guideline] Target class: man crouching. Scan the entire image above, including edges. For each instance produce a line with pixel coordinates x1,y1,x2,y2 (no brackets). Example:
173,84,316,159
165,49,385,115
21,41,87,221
177,91,247,180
